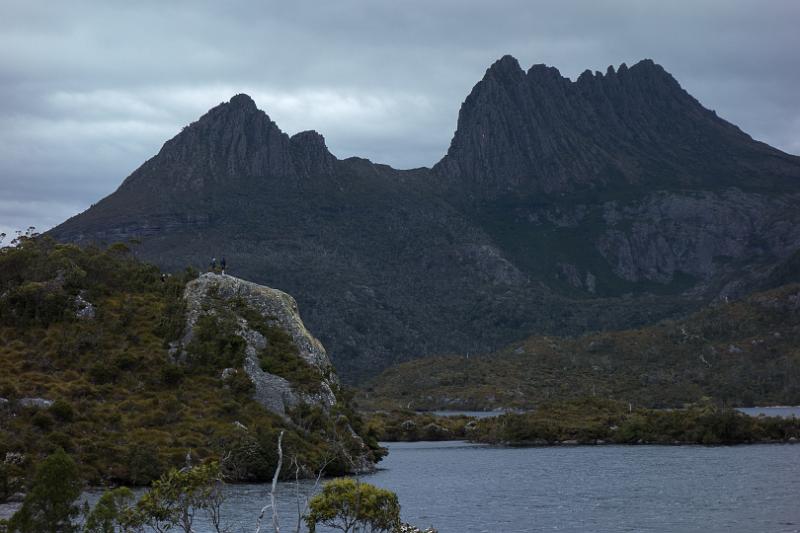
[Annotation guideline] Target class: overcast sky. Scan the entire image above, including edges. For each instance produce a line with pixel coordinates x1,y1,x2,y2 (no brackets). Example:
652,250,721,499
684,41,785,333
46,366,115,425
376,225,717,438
1,0,798,240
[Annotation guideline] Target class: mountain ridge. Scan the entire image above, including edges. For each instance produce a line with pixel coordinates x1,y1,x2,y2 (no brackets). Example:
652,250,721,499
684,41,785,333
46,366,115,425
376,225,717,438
433,57,798,199
50,56,800,382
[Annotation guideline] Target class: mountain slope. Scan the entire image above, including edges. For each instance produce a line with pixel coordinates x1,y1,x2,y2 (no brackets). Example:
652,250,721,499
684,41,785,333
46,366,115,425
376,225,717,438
50,57,800,382
360,283,800,410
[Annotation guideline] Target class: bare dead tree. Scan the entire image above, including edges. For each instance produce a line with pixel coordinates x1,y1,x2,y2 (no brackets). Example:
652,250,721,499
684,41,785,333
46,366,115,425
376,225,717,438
291,452,334,533
207,470,228,533
255,430,284,533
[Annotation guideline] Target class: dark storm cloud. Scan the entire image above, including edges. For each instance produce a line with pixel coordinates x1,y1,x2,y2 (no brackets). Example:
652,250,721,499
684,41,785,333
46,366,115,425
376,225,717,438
1,0,799,236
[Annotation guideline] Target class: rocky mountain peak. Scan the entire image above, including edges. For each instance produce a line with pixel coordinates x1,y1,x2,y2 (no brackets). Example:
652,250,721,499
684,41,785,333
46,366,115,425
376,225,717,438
116,95,346,194
117,94,295,192
434,56,792,198
484,54,525,83
527,63,565,83
228,92,257,110
290,130,337,177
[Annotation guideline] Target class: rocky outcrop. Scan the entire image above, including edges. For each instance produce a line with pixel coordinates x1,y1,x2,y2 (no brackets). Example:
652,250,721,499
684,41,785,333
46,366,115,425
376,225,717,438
16,398,53,409
595,189,800,290
73,293,95,319
290,130,336,178
180,273,337,416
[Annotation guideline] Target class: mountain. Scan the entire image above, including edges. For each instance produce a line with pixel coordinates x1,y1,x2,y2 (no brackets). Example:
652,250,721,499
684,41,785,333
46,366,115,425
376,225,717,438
50,57,800,382
435,56,799,198
359,282,800,410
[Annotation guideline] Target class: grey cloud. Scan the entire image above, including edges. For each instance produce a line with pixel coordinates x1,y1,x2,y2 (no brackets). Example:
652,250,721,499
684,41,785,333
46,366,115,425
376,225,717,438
1,0,798,234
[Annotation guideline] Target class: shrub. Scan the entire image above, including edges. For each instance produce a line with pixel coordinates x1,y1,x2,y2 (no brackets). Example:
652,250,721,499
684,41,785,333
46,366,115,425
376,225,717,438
88,362,119,385
50,399,74,422
124,462,225,533
306,478,400,533
7,449,82,533
31,412,53,431
83,487,135,533
46,432,74,453
160,364,184,385
258,325,321,393
123,444,163,486
185,315,246,373
0,464,9,502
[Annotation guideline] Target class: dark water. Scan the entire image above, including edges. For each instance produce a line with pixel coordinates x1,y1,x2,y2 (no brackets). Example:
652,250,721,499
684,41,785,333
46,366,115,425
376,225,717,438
366,441,800,533
197,441,800,532
4,441,799,531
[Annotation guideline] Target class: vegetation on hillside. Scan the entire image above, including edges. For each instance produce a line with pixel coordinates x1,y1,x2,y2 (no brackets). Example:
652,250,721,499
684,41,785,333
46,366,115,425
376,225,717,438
470,397,800,446
360,284,800,410
363,411,473,442
0,237,381,502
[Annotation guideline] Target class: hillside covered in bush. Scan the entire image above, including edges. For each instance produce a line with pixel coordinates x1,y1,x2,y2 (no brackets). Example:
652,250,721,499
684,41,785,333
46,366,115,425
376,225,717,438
360,284,800,410
470,397,800,446
0,237,382,502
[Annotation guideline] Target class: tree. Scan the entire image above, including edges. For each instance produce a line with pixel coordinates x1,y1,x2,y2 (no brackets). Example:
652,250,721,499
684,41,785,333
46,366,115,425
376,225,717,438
124,461,227,533
8,449,82,533
305,478,400,533
82,487,135,533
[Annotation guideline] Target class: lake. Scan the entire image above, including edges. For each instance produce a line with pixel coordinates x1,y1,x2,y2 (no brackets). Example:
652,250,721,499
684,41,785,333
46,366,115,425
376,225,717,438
143,440,800,532
363,441,800,532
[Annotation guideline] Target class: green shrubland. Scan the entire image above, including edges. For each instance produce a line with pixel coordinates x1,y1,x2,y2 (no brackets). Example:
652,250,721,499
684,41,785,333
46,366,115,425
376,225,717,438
361,283,800,410
0,237,382,501
471,397,800,445
363,411,472,442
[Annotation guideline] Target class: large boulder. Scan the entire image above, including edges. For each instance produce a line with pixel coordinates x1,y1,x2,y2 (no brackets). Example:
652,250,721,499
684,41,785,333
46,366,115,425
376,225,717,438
180,273,338,417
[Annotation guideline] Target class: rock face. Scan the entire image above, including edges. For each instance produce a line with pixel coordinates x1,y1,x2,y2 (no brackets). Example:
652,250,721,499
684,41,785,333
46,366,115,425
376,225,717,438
434,57,798,198
180,273,337,416
122,93,297,194
50,57,800,382
16,398,53,409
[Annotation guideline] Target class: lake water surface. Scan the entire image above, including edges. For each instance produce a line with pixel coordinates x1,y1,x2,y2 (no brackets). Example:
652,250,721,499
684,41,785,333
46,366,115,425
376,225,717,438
363,441,800,533
172,440,800,532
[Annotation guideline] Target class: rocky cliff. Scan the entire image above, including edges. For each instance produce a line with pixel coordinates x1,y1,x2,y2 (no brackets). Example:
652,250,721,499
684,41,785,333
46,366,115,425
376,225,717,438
179,273,338,417
50,56,800,382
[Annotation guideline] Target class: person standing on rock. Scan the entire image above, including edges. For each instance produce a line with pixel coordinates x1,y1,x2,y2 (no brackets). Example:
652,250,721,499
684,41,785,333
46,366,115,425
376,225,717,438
210,257,217,273
221,256,227,276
